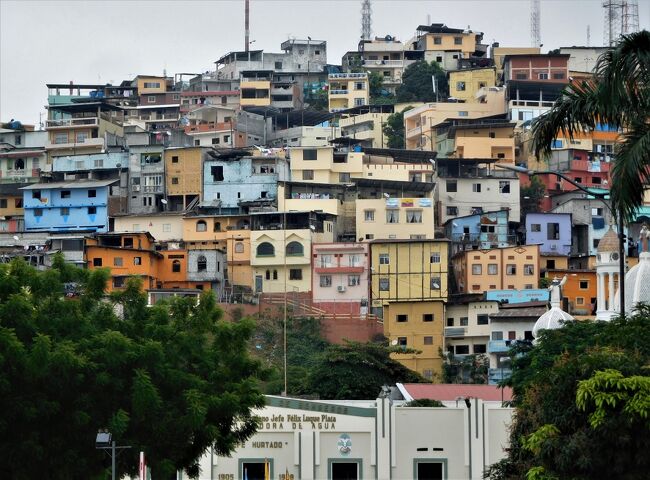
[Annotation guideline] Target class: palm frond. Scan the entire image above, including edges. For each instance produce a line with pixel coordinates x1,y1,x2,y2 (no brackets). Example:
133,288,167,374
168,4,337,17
610,120,650,221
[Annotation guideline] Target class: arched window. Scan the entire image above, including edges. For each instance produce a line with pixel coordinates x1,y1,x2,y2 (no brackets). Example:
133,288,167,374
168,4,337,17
14,159,24,170
172,260,181,273
286,241,304,256
265,270,271,280
273,270,278,280
197,255,207,272
196,220,207,232
256,242,274,256
234,242,244,253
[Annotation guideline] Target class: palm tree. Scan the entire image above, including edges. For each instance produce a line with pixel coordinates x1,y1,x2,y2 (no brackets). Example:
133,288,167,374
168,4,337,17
531,31,650,221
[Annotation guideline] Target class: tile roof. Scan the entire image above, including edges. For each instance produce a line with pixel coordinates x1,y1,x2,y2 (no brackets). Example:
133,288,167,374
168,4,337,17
398,383,512,402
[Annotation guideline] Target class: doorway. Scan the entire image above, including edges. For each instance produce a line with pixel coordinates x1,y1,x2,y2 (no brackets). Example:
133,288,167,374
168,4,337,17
415,460,444,480
330,460,360,480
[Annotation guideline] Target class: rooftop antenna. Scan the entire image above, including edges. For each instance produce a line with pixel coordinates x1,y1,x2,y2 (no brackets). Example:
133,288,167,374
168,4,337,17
603,0,639,46
587,25,591,46
426,13,431,25
530,0,541,47
361,0,372,40
245,0,250,51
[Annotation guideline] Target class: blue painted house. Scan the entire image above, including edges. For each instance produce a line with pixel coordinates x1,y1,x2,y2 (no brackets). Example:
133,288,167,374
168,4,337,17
21,179,118,233
525,212,572,255
202,155,289,214
444,209,514,254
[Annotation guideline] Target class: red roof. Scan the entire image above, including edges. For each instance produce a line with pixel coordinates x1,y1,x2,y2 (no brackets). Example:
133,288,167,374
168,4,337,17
399,383,512,402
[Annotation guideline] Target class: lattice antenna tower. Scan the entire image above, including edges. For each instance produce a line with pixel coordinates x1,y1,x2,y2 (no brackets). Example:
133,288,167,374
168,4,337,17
530,0,541,47
603,1,639,46
361,0,372,40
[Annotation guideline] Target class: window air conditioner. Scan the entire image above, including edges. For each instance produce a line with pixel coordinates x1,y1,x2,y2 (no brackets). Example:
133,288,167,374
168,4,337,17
337,285,347,293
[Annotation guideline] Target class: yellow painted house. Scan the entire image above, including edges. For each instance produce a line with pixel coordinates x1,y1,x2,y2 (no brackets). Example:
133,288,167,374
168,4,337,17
165,147,206,210
448,68,496,103
370,239,449,380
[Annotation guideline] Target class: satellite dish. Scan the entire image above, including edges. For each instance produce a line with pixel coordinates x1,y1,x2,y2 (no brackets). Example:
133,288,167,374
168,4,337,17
391,339,398,346
160,199,168,204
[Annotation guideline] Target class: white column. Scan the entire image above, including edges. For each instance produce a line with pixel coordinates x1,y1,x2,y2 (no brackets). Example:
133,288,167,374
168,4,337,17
597,271,606,312
608,272,615,311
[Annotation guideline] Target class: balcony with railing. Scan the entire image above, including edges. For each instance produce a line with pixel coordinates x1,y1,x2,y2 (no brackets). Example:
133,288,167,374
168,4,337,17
53,152,129,172
444,327,467,337
46,137,104,150
143,185,164,193
329,89,349,95
46,117,99,129
488,340,510,353
488,367,512,385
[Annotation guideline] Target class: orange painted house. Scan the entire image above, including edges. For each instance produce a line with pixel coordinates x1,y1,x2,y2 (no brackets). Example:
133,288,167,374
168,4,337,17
545,268,597,317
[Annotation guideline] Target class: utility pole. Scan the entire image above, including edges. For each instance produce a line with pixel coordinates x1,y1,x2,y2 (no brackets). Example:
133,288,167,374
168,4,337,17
245,0,250,51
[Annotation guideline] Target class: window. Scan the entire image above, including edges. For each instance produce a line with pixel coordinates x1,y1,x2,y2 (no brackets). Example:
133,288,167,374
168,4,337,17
172,260,181,272
60,190,71,199
446,180,457,192
538,72,549,80
447,318,454,326
196,220,207,232
213,222,221,232
506,264,516,275
446,206,458,216
286,241,304,256
492,331,503,340
197,255,207,272
171,155,179,163
234,242,244,253
339,172,351,183
364,209,375,222
576,297,585,305
456,81,466,91
113,257,123,267
112,277,124,288
472,183,481,193
206,165,224,183
54,132,68,144
524,264,535,275
499,181,511,194
148,95,156,103
406,210,422,223
531,224,541,232
430,252,440,263
93,258,102,267
302,169,314,180
265,270,271,280
477,314,489,325
88,206,97,215
275,61,283,69
553,72,565,79
579,280,589,289
508,331,517,340
379,278,390,291
60,207,69,216
592,207,604,217
397,337,407,347
460,317,469,326
354,82,365,91
436,56,443,62
458,111,468,117
396,314,408,323
379,253,389,265
303,149,318,160
423,336,433,345
488,264,498,275
472,264,482,275
0,199,6,209
124,238,134,248
423,313,433,322
547,222,560,240
430,277,441,290
546,259,556,269
474,344,487,354
516,73,528,80
433,36,442,45
454,36,463,45
76,132,87,143
132,256,141,266
386,209,399,223
272,270,278,280
289,268,302,280
256,242,275,256
346,275,360,286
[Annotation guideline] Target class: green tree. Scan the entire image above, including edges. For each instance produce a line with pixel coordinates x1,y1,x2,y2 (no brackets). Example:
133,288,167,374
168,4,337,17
368,71,385,99
403,399,446,407
485,308,650,480
521,175,547,219
383,106,413,149
305,340,426,399
442,351,488,384
396,61,449,103
531,31,650,221
0,259,266,479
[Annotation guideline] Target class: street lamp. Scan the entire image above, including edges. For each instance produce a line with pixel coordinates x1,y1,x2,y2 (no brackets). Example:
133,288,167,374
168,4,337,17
497,163,626,318
96,431,131,480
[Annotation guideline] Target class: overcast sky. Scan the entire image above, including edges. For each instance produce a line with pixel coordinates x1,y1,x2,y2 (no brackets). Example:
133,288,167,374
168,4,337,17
2,0,649,126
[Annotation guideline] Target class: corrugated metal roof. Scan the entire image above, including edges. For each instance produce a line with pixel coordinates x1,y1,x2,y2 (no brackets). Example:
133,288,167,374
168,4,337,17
20,179,117,190
398,383,512,402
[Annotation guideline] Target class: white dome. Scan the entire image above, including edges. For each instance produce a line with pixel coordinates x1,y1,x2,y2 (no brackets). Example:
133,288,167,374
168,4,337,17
615,251,650,315
533,307,575,338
